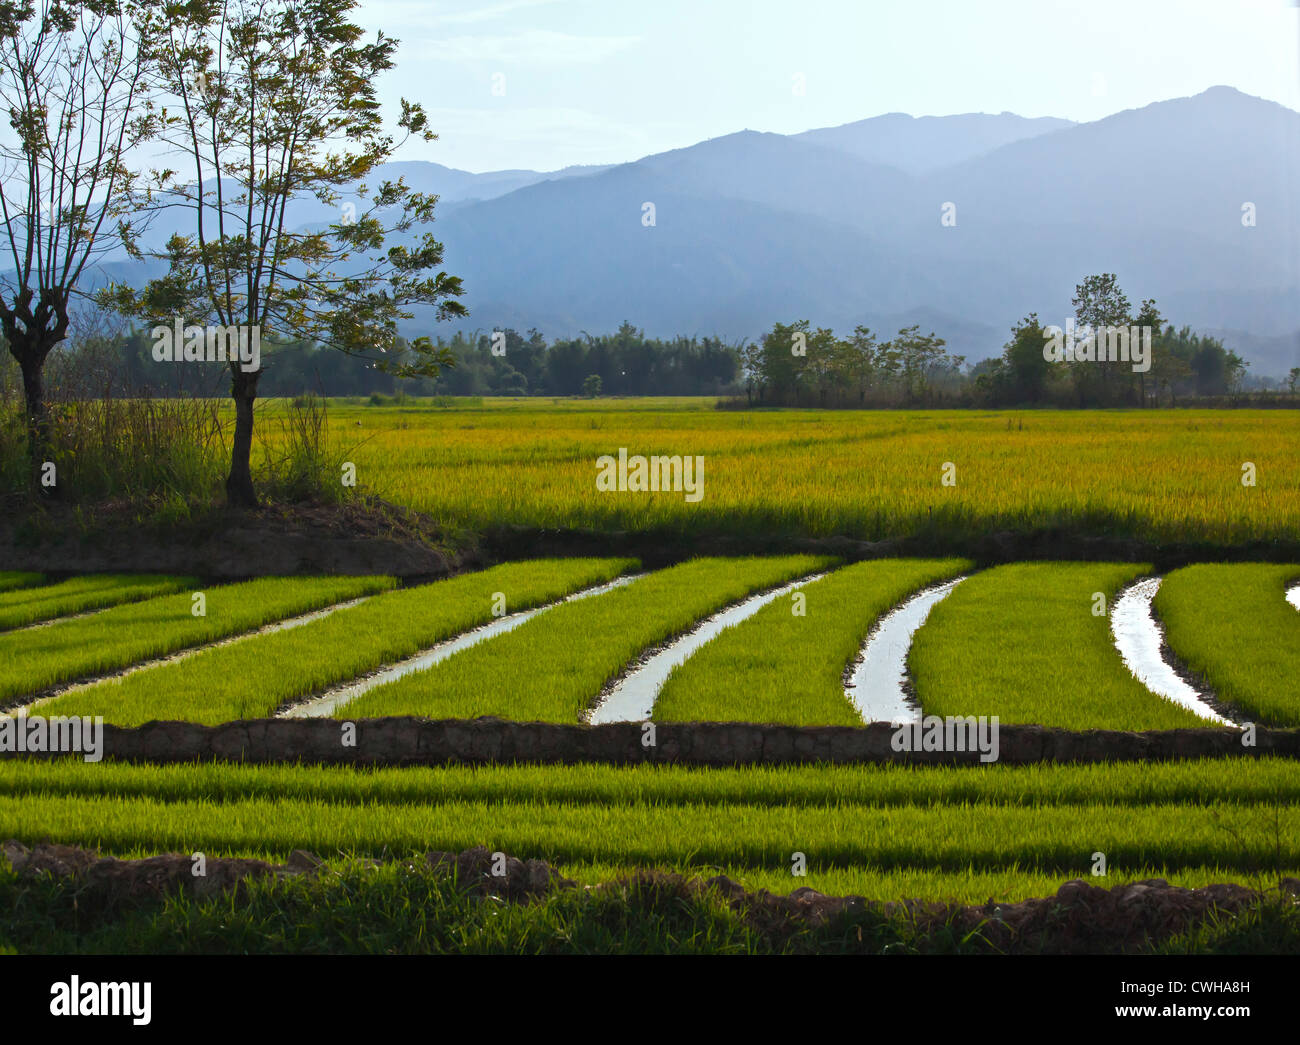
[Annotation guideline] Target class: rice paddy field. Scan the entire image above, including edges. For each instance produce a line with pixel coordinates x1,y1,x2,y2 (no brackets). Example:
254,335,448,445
4,402,1300,954
308,399,1300,545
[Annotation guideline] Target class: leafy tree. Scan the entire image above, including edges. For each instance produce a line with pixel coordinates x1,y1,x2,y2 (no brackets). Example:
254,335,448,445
893,325,948,404
738,338,763,405
997,313,1053,405
581,373,601,398
1071,273,1132,404
804,325,839,407
843,325,879,405
758,319,810,405
98,0,465,506
1131,298,1163,406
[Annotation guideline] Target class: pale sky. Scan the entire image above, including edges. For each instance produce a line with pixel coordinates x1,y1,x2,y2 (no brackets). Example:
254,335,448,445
356,0,1300,172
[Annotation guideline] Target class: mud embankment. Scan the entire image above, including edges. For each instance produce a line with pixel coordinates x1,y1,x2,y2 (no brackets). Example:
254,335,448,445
0,500,475,580
3,716,1296,766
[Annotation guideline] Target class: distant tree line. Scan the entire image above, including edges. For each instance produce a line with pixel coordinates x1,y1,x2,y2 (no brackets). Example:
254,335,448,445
4,319,741,399
2,275,1279,409
744,275,1259,409
740,321,966,407
427,322,739,397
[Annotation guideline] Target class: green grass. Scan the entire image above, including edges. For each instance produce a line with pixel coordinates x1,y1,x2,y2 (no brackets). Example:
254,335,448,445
5,855,1297,955
1155,563,1300,727
342,555,836,722
910,562,1207,730
654,558,972,725
2,759,1296,899
4,757,1299,810
3,758,1297,950
1,791,1295,876
44,559,635,725
560,860,1295,905
0,574,192,631
0,572,43,594
0,575,396,707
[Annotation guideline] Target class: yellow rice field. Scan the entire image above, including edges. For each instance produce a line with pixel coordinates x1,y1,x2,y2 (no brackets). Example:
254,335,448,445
266,398,1300,544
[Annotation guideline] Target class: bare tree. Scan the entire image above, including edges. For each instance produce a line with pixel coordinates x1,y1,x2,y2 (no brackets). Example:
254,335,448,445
0,0,155,491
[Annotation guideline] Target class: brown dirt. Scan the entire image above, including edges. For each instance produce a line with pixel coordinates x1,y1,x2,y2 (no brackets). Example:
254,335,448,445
5,716,1294,767
0,496,478,579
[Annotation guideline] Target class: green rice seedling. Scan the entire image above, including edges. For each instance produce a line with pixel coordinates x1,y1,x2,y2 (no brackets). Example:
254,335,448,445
0,574,192,631
0,792,1293,876
3,757,1299,812
1155,563,1300,727
909,562,1206,730
0,575,395,706
0,572,43,594
655,558,972,725
343,555,836,722
45,559,636,725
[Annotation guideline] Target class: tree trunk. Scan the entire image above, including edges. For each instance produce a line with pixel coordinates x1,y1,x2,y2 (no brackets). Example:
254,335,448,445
19,353,57,497
226,369,260,508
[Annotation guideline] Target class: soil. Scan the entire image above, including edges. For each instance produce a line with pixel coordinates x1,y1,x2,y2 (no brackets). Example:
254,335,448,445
3,716,1295,766
0,496,479,580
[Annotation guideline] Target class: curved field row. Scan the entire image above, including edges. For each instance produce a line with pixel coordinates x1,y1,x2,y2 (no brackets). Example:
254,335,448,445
45,559,634,726
340,555,835,722
908,562,1207,731
591,571,834,723
3,560,1294,730
0,572,43,594
0,574,192,632
653,558,971,725
1155,563,1300,727
0,576,394,708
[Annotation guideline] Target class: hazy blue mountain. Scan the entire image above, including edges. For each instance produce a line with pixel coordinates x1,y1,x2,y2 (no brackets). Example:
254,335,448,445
424,86,1300,372
794,111,1075,172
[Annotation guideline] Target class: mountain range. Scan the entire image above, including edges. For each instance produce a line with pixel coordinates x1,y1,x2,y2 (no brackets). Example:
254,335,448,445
69,86,1300,376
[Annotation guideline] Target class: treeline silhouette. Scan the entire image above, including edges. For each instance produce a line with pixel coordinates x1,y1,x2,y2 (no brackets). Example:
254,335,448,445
5,312,1283,409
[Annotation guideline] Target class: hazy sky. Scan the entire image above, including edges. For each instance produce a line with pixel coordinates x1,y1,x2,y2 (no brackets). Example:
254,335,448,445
356,0,1300,172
